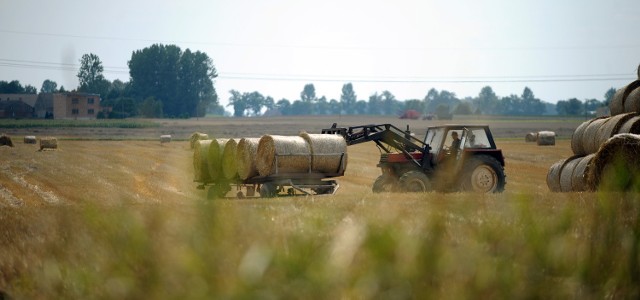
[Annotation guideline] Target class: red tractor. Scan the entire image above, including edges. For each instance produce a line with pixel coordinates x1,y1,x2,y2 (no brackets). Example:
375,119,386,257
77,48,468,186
322,123,506,193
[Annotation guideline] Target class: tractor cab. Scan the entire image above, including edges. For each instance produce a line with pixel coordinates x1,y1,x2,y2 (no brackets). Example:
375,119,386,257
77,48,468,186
424,125,499,166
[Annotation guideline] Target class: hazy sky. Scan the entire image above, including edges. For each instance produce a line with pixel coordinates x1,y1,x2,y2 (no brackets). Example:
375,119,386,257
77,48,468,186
1,0,638,109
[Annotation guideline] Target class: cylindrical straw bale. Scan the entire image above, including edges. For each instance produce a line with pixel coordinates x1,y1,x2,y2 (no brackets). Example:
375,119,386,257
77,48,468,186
190,132,209,149
207,138,229,181
193,139,212,182
595,113,636,147
618,114,640,134
587,133,640,191
624,87,640,114
610,80,640,116
39,137,57,150
0,134,14,147
559,155,583,192
300,132,348,174
571,153,595,192
582,118,608,154
236,137,261,180
525,132,537,142
571,119,594,155
160,135,172,143
256,135,311,176
536,131,555,146
23,135,37,144
546,159,566,192
222,138,241,179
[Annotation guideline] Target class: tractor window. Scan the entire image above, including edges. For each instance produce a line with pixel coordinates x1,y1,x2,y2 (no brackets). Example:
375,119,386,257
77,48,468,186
465,129,491,148
443,130,463,151
425,128,445,156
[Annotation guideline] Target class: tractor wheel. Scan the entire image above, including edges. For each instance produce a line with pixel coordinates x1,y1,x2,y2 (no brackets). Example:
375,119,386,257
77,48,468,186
398,171,432,192
372,174,398,193
259,183,278,198
459,155,505,193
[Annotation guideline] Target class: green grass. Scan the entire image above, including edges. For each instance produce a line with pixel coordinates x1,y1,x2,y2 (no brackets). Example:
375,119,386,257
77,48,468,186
0,119,159,129
1,192,639,299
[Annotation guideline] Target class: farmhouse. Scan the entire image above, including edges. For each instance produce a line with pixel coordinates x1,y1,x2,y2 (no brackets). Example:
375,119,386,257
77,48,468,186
0,93,38,118
34,92,111,119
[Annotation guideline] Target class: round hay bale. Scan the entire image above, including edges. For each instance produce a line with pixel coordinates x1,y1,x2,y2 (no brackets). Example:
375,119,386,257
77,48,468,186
190,132,209,149
618,114,640,134
571,119,595,155
236,137,261,180
299,132,348,174
23,135,37,144
571,153,596,192
193,139,212,182
207,138,229,181
256,135,311,176
0,134,14,147
595,112,636,147
610,80,640,116
582,118,608,154
536,131,555,146
222,138,241,179
39,137,57,150
546,159,566,192
559,155,583,192
624,87,640,114
160,134,172,143
587,133,640,191
525,132,537,142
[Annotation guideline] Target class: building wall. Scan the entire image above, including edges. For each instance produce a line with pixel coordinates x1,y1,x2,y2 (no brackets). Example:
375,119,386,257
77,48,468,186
53,93,105,120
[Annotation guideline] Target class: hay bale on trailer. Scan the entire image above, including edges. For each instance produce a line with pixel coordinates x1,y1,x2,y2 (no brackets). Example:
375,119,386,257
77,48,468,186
236,137,261,180
525,132,537,142
189,132,209,149
222,138,241,180
207,138,229,181
299,132,348,174
23,135,36,144
536,131,556,146
256,135,311,176
587,133,640,191
160,135,172,143
0,134,14,147
193,139,213,182
39,137,57,150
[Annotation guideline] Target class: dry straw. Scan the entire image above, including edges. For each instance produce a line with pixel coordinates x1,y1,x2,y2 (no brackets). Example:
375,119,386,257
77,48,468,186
23,135,37,144
623,87,640,114
571,153,595,192
618,114,640,133
189,132,209,149
236,137,261,180
610,80,640,116
525,132,537,142
207,138,229,181
571,119,595,155
536,131,556,146
546,159,565,192
587,133,640,191
299,132,348,174
582,118,608,154
222,138,241,179
39,136,57,150
559,155,583,192
193,139,212,182
595,113,636,147
160,135,172,143
256,135,311,176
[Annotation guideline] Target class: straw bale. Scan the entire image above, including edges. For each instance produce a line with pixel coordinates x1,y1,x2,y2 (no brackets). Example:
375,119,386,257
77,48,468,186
582,118,608,154
571,153,595,192
0,134,14,147
222,138,241,179
587,133,640,191
595,113,636,147
193,139,212,182
207,138,229,181
525,132,537,142
256,135,311,176
559,155,582,192
618,114,640,134
571,119,594,155
610,80,640,116
39,137,57,150
23,135,36,144
189,132,209,149
546,159,565,192
236,137,261,180
624,87,640,113
160,134,172,143
536,131,555,146
299,132,348,174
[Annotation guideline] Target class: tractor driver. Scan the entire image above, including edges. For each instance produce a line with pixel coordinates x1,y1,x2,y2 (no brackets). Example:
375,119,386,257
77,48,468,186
449,131,461,155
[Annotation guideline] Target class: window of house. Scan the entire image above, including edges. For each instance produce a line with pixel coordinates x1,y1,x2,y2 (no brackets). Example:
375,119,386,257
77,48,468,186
88,98,94,104
88,109,94,115
72,109,79,114
72,98,79,104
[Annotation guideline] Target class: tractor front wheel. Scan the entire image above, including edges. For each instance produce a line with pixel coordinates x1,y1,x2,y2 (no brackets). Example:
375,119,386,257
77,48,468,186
459,155,505,193
399,171,432,192
372,174,398,193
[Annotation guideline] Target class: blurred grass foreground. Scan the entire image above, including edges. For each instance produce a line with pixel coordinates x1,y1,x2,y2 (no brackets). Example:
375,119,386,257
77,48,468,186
1,192,639,299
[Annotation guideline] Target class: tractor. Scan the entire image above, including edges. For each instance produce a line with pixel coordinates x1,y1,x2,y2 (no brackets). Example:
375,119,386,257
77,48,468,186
322,123,506,193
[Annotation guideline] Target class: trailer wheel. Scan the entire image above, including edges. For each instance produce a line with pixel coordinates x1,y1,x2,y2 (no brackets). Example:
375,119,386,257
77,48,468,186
372,174,398,193
260,183,278,198
459,155,505,193
399,171,432,192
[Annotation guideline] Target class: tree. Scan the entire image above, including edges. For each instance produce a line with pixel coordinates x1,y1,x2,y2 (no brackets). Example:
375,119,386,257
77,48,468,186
604,88,616,106
24,85,37,94
276,99,292,115
138,96,163,118
227,90,247,117
404,99,424,112
520,87,545,115
453,102,473,115
77,53,111,97
556,98,583,115
381,90,399,115
300,84,316,103
474,86,499,114
246,91,266,116
40,79,58,93
368,93,384,115
340,83,357,114
0,80,26,93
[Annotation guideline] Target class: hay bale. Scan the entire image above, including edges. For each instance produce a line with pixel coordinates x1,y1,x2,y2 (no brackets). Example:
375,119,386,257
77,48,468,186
595,113,636,147
618,114,640,134
536,131,555,146
189,132,209,149
582,118,608,154
256,135,311,176
207,138,229,181
236,137,261,180
624,87,640,114
23,135,37,144
587,133,640,191
193,139,212,182
525,132,537,142
546,159,566,192
571,153,596,192
39,137,57,150
571,119,595,155
160,134,172,143
559,155,583,192
610,80,640,116
222,138,241,179
0,134,14,147
300,132,348,174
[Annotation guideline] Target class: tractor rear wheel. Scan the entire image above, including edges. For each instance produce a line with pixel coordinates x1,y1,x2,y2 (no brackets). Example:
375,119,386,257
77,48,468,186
372,174,398,193
399,171,432,192
459,155,505,193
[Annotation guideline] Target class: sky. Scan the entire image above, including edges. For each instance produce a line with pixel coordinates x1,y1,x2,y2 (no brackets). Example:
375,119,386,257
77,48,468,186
1,0,639,110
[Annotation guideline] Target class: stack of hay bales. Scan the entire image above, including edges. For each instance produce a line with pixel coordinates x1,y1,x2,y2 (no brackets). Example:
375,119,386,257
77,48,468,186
190,132,209,149
547,74,640,192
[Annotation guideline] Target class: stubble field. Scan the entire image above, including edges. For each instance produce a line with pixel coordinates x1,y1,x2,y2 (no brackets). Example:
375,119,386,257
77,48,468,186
1,115,638,298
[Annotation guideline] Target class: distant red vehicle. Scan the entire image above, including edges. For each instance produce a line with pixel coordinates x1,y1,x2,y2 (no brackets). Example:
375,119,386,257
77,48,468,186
399,109,421,119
